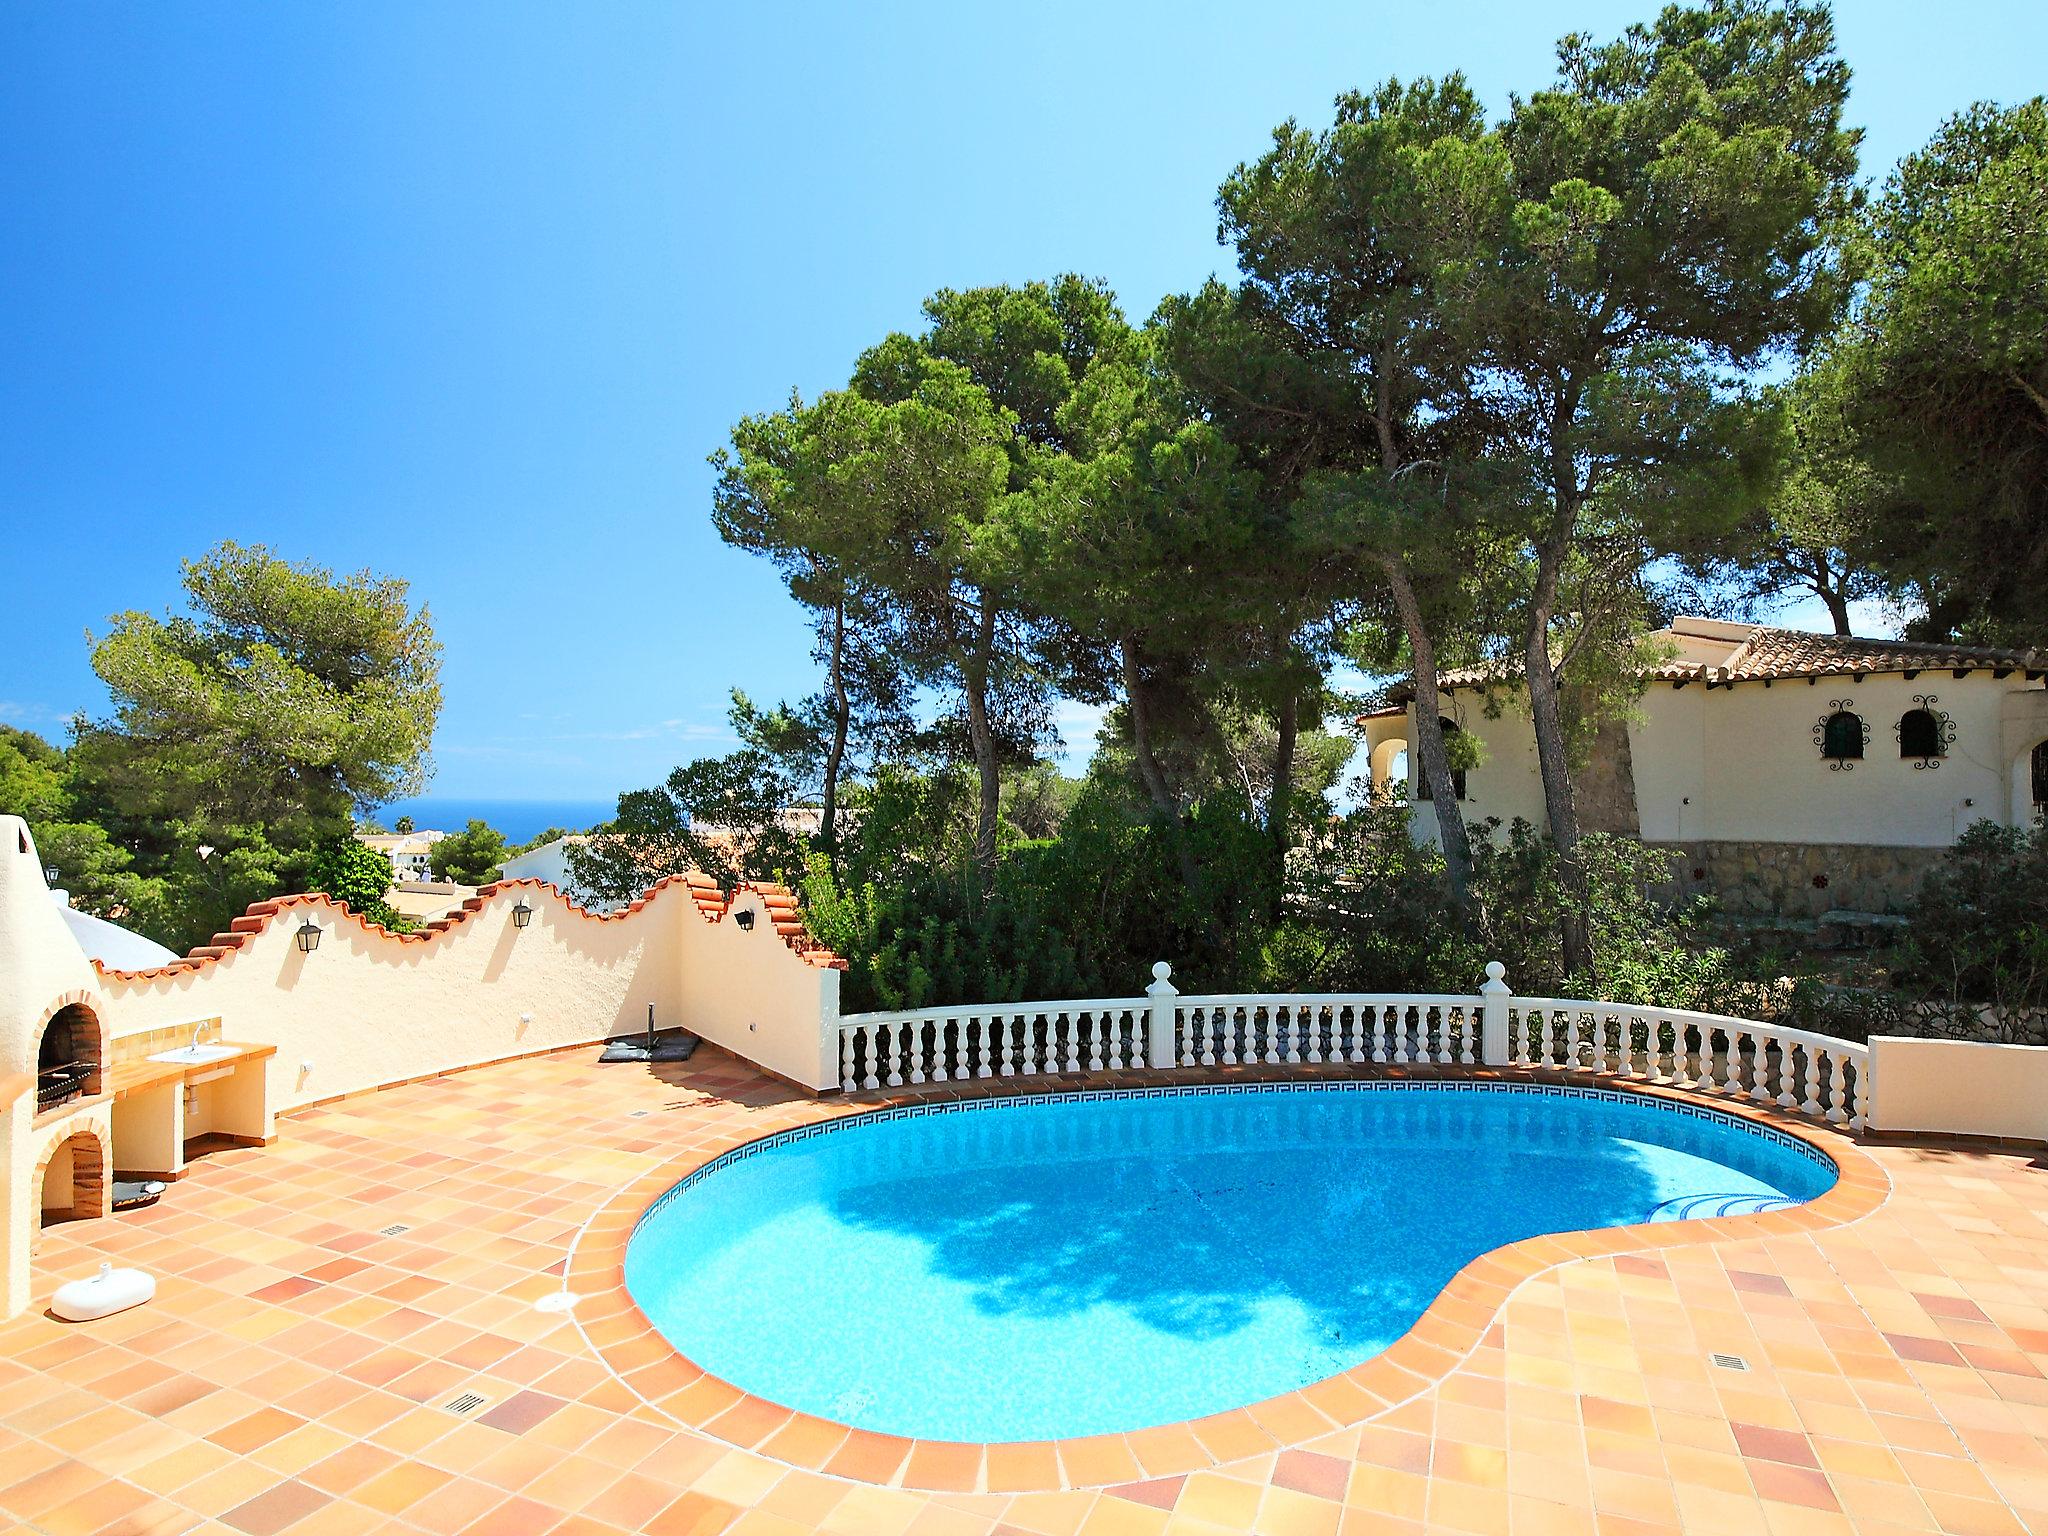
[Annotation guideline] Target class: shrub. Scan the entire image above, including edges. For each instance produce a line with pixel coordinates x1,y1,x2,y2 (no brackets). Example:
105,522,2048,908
1890,820,2048,1011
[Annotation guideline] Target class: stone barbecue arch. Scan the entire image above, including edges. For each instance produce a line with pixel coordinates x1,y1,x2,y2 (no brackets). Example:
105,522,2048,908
35,1126,110,1232
31,991,107,1115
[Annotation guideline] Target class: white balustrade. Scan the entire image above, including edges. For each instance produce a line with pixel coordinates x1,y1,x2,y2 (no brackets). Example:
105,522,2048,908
833,964,1870,1129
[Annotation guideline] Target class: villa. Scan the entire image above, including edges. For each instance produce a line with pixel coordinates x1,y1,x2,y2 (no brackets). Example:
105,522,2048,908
1362,617,2048,916
354,829,447,886
3,806,2047,1534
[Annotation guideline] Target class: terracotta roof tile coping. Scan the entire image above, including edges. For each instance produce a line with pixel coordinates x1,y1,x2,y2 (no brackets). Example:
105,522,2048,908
95,872,845,980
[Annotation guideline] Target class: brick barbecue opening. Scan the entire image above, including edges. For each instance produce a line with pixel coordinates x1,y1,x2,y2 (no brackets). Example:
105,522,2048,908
35,1003,102,1114
38,1131,106,1228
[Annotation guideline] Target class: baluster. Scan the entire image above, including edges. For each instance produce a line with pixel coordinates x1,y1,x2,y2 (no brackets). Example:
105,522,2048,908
1798,1044,1822,1116
1371,1005,1390,1064
1742,1031,1770,1103
1819,1047,1846,1124
1197,1007,1215,1067
1280,1004,1299,1065
884,1021,904,1087
904,1021,925,1084
996,1016,1014,1076
1431,1006,1449,1065
1019,1014,1039,1075
931,1018,950,1082
1845,1056,1865,1130
1774,1035,1797,1108
1058,1013,1076,1072
1087,1013,1106,1072
840,1028,855,1091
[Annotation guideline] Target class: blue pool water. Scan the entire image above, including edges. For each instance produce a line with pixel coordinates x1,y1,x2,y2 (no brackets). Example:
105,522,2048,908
624,1084,1835,1441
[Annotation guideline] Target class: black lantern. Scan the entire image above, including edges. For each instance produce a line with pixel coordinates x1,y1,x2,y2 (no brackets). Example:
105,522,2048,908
295,919,323,953
733,908,755,931
511,900,534,929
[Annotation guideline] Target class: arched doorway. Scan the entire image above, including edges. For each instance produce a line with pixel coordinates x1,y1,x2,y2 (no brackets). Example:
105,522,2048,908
2033,740,2047,816
37,1130,108,1229
1368,736,1409,802
34,999,103,1114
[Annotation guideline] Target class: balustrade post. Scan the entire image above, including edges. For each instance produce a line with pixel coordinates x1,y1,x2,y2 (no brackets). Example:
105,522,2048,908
1478,960,1511,1067
1145,961,1179,1070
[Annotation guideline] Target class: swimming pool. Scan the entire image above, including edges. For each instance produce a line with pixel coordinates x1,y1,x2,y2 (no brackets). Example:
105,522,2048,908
623,1083,1836,1442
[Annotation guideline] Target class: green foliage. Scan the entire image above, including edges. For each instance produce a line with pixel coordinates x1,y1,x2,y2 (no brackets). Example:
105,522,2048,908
570,748,809,902
802,778,1282,1011
430,820,509,886
1844,98,2048,644
1264,803,1486,992
0,727,69,823
1891,821,2048,1010
310,836,402,926
88,541,442,832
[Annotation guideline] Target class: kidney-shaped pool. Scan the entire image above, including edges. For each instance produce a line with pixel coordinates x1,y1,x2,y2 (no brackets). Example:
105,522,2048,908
623,1083,1836,1442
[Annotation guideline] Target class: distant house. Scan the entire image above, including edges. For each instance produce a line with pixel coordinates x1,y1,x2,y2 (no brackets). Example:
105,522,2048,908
1360,617,2048,917
356,829,446,884
499,835,589,899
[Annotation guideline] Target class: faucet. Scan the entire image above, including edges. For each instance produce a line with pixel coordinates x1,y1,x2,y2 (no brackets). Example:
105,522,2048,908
191,1020,206,1052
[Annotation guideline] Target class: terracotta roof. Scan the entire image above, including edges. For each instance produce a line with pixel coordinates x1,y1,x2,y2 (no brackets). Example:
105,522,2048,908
1381,621,2044,705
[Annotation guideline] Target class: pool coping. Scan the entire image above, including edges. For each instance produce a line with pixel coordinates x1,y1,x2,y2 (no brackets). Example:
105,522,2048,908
563,1063,1890,1493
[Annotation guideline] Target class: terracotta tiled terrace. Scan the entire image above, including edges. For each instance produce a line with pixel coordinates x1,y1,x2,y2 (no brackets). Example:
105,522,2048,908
5,1045,2047,1536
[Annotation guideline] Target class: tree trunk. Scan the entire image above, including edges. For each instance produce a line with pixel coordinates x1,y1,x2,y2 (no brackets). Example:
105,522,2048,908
1122,637,1204,896
1270,685,1298,852
962,603,1001,892
1819,584,1851,637
1521,545,1594,979
819,592,849,857
1121,640,1177,819
1381,555,1474,915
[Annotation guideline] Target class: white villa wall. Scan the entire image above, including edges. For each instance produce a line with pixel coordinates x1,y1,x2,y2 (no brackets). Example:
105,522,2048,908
94,878,847,1111
1868,1036,2048,1143
1668,675,2014,846
499,838,582,900
1371,672,2042,849
97,884,690,1113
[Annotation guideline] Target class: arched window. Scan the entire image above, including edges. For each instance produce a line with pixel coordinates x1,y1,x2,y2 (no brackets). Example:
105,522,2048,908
1416,719,1467,802
1897,701,1951,765
1815,702,1867,769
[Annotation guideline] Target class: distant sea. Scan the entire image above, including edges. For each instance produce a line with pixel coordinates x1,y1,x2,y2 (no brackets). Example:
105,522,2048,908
370,797,614,846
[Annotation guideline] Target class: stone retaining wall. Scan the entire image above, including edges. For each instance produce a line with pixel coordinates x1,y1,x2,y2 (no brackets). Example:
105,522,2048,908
1648,840,1945,918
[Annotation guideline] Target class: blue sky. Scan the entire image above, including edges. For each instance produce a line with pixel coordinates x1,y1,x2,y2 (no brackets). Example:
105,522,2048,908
4,1,2044,803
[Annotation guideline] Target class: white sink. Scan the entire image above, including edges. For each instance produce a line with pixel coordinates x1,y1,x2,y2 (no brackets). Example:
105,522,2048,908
148,1043,240,1065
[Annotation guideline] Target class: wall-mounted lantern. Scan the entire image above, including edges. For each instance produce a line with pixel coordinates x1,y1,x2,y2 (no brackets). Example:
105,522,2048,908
295,919,323,953
511,899,534,929
733,908,755,931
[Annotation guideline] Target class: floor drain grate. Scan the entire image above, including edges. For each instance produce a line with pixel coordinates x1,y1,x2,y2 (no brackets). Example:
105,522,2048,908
443,1391,489,1415
627,1110,651,1119
377,1223,411,1237
1709,1352,1750,1371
